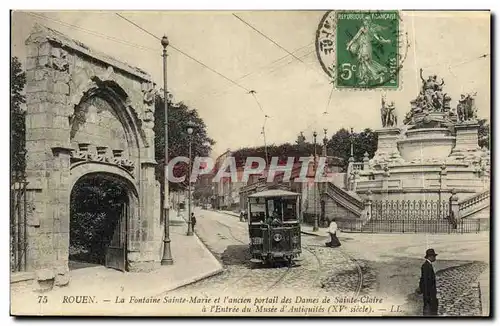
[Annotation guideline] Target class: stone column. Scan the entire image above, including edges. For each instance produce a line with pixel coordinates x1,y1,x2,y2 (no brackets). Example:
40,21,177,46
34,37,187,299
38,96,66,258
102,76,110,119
127,161,157,272
24,35,73,291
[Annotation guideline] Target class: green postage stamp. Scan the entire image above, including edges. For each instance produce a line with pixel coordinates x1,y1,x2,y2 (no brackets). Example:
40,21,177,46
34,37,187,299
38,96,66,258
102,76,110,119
316,10,401,90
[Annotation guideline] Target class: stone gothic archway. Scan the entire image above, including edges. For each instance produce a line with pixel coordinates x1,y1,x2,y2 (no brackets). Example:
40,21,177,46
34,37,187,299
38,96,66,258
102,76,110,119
23,24,161,290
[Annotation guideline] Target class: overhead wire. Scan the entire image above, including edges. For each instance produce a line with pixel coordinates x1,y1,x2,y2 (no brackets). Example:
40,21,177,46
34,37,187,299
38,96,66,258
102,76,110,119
115,13,251,94
196,43,315,102
26,12,319,107
24,12,158,52
232,13,330,82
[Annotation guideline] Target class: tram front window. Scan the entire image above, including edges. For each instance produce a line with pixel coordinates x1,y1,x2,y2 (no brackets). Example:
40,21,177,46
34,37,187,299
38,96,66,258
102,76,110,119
249,198,266,223
283,198,297,221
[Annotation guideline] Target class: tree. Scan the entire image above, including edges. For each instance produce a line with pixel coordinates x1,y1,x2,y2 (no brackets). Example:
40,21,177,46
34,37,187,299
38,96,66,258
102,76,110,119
327,128,352,168
478,118,490,149
11,56,26,180
154,95,215,191
327,128,377,170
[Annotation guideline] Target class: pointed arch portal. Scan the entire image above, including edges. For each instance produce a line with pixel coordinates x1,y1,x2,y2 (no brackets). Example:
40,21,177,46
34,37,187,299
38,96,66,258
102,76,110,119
23,25,161,290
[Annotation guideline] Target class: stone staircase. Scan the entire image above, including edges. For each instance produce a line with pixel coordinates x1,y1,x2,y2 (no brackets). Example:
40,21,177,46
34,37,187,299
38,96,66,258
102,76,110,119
321,182,369,228
458,189,490,219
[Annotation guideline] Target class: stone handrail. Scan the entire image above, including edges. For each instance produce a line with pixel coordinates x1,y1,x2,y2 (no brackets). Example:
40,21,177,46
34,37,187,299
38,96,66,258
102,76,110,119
458,190,490,216
326,182,364,212
353,163,364,171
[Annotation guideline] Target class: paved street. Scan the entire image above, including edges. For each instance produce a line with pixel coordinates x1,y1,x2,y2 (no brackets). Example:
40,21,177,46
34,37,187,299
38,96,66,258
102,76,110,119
172,209,375,299
171,209,488,316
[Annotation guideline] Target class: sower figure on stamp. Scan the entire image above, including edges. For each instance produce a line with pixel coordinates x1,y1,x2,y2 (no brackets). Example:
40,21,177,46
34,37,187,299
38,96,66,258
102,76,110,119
417,248,439,316
325,219,341,247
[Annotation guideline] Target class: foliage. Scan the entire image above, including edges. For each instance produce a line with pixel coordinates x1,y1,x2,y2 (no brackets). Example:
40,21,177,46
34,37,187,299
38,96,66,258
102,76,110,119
154,96,215,191
478,118,490,149
11,57,26,179
328,128,377,169
230,128,377,171
69,177,128,263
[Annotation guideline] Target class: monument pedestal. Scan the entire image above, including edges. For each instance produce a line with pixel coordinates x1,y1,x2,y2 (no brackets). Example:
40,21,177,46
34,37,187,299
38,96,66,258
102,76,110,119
453,122,480,152
371,127,403,166
397,128,455,162
448,122,483,165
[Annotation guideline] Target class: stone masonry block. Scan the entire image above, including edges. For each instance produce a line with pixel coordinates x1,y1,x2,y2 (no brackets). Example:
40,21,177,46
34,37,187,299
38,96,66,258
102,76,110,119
27,113,52,129
50,47,62,58
26,92,49,105
25,57,38,71
35,69,54,81
35,268,55,281
26,44,40,58
38,42,52,56
54,273,70,287
127,261,155,273
53,82,69,95
25,70,35,82
37,56,51,69
27,128,69,142
27,80,49,93
54,71,70,83
48,93,69,105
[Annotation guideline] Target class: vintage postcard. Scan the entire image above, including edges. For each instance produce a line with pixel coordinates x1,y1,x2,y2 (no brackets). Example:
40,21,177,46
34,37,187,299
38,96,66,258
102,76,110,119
10,10,490,317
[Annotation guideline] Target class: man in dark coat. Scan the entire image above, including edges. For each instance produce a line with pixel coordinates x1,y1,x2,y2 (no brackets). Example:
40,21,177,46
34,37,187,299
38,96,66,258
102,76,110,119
419,248,438,316
190,212,197,232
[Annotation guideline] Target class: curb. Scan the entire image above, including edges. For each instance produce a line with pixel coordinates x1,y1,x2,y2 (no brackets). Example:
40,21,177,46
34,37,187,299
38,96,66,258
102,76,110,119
155,266,225,297
217,210,240,218
478,269,490,316
153,233,225,297
301,230,328,237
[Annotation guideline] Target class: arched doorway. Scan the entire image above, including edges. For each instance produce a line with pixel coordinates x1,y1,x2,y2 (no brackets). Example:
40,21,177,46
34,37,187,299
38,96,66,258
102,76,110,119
69,173,136,272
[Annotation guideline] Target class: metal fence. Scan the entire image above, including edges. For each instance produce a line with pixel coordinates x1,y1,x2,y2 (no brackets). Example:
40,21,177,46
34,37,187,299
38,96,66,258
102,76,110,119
11,174,28,272
372,199,450,220
338,218,483,234
335,199,484,234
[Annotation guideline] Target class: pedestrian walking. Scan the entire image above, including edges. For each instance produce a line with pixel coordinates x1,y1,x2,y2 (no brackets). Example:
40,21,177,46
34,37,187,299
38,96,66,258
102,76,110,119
191,212,197,232
418,248,438,316
326,219,341,247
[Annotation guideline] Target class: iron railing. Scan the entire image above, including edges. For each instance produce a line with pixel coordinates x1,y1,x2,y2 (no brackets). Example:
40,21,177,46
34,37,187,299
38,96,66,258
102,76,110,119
372,199,450,220
338,218,483,234
11,173,28,272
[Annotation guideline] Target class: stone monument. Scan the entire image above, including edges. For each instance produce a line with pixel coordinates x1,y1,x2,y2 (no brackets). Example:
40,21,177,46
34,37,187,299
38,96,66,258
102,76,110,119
353,69,489,204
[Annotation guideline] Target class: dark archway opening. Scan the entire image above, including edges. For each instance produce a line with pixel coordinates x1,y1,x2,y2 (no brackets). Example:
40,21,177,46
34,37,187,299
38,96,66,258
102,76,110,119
69,174,129,270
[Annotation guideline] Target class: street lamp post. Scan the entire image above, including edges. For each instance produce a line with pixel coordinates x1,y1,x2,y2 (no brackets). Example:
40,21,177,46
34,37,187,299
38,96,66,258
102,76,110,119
160,35,174,265
313,131,319,232
186,120,195,236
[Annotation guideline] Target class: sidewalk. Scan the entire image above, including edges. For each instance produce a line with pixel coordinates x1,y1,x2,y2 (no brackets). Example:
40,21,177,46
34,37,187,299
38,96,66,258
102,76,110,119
11,223,224,315
301,225,329,237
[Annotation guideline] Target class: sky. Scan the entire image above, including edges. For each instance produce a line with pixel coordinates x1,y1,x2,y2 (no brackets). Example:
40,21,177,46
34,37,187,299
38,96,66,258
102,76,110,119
11,10,491,157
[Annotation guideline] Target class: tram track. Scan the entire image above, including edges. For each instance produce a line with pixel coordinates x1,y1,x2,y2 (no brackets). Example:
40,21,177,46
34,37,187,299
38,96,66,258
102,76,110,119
304,242,364,297
215,219,294,296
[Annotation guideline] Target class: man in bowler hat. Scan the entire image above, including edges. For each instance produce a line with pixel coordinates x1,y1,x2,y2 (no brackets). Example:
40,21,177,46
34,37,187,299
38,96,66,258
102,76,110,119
418,248,438,316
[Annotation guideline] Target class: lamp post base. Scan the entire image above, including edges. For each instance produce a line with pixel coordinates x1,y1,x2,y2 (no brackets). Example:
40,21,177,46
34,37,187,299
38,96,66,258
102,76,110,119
187,222,194,236
161,239,174,265
312,219,319,232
